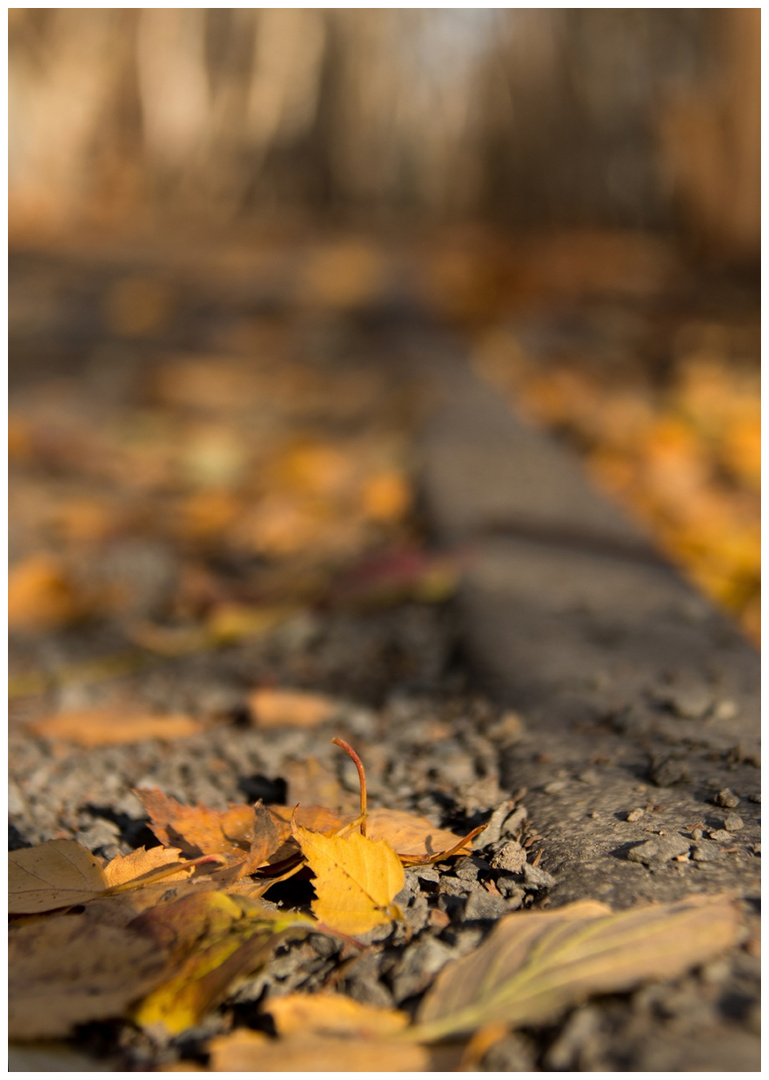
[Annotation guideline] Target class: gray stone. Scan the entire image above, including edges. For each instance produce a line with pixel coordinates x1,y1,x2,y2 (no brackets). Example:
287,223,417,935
390,938,456,1003
724,814,744,832
463,889,510,921
714,788,740,808
626,835,691,865
522,862,556,888
490,840,527,874
691,843,720,862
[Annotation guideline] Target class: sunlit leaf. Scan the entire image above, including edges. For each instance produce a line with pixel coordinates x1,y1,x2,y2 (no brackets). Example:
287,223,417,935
293,823,404,936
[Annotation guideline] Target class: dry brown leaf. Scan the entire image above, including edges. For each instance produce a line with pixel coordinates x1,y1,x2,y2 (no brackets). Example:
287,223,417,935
208,1029,447,1072
365,808,474,860
265,992,409,1039
248,688,340,728
30,708,203,747
8,554,83,631
9,913,168,1039
413,894,742,1041
9,840,108,914
293,824,405,936
135,789,282,872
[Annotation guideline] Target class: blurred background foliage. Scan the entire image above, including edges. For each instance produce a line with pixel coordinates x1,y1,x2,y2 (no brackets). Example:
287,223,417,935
8,7,759,255
8,9,760,643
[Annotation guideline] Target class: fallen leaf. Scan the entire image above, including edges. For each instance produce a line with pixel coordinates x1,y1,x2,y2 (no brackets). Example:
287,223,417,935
102,846,194,889
365,808,475,860
293,823,405,936
265,992,409,1039
135,788,281,873
130,891,312,1036
30,708,203,747
248,688,340,728
9,840,108,914
208,1029,448,1072
413,894,742,1041
9,912,167,1038
8,554,83,631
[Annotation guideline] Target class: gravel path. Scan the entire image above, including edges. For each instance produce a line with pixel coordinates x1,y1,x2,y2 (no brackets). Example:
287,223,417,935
9,239,760,1071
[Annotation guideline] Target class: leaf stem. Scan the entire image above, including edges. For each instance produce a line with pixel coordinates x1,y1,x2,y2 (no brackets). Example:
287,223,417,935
332,738,367,836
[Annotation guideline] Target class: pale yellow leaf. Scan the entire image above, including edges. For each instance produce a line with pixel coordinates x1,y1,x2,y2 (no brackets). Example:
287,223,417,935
414,893,742,1041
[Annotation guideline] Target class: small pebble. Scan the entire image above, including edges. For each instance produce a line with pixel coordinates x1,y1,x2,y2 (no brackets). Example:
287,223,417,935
724,814,744,832
463,890,509,921
627,835,690,865
708,830,733,843
714,788,740,808
543,780,567,794
691,843,719,862
691,828,703,841
749,793,760,804
626,808,645,822
490,841,527,875
712,699,738,722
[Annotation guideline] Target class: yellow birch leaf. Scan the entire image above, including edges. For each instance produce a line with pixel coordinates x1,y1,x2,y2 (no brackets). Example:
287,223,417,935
9,840,108,914
293,824,405,936
413,893,742,1041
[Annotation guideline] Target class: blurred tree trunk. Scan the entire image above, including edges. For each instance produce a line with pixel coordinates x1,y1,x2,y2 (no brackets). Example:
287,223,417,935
8,9,759,258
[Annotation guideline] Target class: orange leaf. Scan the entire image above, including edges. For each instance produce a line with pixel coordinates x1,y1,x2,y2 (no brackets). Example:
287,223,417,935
8,554,82,631
135,789,281,871
30,708,203,747
248,688,340,728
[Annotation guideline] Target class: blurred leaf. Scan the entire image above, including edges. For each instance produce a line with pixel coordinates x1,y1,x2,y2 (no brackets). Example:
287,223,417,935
130,891,312,1036
30,707,203,747
9,840,108,914
208,1029,445,1073
8,554,83,631
248,688,340,728
265,992,409,1038
413,894,741,1041
293,823,405,936
9,912,168,1039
